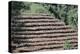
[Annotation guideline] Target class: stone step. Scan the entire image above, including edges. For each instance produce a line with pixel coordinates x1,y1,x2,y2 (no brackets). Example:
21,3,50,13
13,37,77,44
11,25,72,32
12,25,71,29
11,30,77,35
12,35,77,43
12,29,76,34
13,16,55,19
11,18,60,22
14,39,77,46
11,15,78,53
23,36,77,42
11,20,59,23
11,23,65,27
25,22,65,25
13,43,77,52
11,21,65,26
12,32,77,40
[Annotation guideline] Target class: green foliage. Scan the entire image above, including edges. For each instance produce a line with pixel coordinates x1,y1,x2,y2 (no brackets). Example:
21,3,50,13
30,3,49,13
47,4,78,29
10,1,26,16
10,1,78,29
66,7,78,29
64,40,72,50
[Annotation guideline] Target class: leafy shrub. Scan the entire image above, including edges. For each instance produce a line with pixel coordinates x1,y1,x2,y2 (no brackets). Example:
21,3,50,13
64,40,72,50
30,3,49,13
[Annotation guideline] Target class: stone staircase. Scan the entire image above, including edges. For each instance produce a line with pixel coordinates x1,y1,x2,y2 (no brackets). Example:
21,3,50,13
10,14,78,53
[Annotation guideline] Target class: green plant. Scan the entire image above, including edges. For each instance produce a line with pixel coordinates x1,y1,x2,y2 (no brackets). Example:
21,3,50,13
10,1,78,29
64,40,72,50
10,1,26,16
30,3,49,13
47,4,78,29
